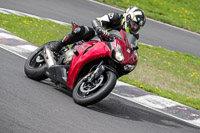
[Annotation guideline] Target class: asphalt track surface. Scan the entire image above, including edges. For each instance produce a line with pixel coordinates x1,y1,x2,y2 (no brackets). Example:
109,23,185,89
0,48,200,133
0,0,200,133
0,0,200,57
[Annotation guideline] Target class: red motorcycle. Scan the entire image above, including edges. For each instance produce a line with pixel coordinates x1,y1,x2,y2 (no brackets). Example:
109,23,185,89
24,27,138,106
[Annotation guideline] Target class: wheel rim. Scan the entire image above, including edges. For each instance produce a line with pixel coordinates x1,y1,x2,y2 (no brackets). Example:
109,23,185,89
79,75,104,97
30,51,45,68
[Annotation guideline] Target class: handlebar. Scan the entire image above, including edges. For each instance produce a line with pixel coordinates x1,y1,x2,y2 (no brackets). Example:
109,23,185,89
99,34,121,42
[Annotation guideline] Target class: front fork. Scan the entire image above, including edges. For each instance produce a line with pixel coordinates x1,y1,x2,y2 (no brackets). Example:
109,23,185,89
87,61,106,83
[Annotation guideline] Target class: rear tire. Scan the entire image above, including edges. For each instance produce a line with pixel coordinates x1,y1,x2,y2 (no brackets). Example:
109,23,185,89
24,41,56,81
72,71,117,106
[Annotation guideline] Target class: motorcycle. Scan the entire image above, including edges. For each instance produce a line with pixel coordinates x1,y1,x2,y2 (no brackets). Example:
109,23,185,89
24,25,139,106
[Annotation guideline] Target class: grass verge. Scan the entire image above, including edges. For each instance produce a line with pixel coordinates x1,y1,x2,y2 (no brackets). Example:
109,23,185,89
97,0,200,34
0,13,71,46
119,44,200,109
1,13,200,110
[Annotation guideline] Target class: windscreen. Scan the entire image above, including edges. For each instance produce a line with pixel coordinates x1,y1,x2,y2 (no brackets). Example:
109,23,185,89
125,32,138,49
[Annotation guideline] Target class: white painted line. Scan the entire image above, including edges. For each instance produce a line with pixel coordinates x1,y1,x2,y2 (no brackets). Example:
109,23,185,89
189,119,200,127
46,18,70,26
0,8,42,19
2,9,24,16
0,8,70,26
0,28,11,32
16,45,38,51
19,13,43,19
88,0,200,36
0,10,10,14
0,32,26,42
111,92,200,128
0,44,27,59
141,42,153,47
133,95,182,109
116,80,135,87
0,44,29,53
88,0,124,12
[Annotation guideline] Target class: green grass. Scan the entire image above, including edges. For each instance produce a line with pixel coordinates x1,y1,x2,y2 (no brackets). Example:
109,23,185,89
0,13,200,110
97,0,200,33
0,13,71,46
119,44,200,109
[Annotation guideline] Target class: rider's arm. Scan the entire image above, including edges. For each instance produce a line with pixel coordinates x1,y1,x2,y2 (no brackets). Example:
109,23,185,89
91,13,123,31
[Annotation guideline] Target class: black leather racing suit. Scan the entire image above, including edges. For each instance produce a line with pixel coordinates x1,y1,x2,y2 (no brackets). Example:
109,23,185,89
91,12,139,40
56,13,139,51
92,13,123,34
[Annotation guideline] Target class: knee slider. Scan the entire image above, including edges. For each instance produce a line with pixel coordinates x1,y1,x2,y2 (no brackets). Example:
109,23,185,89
72,26,85,35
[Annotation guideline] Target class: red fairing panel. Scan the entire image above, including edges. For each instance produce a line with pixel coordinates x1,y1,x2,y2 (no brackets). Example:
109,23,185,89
119,30,138,66
66,41,111,89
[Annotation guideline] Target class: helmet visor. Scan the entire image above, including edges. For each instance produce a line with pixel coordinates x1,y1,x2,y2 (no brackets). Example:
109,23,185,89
128,20,140,34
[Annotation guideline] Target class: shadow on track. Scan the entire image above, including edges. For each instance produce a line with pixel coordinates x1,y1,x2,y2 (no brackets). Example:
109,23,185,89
87,96,200,129
39,79,200,130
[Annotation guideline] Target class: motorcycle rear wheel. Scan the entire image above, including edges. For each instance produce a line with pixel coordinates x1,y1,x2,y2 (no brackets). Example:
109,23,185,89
72,71,117,106
24,41,56,81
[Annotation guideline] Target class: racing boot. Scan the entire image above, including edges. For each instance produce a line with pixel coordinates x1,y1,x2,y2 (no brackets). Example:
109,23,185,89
48,39,64,52
48,33,74,52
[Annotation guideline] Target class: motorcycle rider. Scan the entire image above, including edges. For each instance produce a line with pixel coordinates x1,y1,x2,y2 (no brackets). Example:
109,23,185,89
48,6,146,52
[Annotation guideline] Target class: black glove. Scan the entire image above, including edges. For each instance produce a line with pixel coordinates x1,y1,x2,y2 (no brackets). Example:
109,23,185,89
96,27,110,40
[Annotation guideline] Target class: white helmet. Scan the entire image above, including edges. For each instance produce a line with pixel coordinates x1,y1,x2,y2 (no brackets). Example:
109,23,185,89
123,6,146,34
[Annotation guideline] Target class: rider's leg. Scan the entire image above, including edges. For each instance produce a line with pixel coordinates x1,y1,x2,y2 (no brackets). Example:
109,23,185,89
49,25,95,52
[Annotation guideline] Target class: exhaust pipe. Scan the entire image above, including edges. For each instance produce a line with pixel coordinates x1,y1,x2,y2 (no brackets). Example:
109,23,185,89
43,47,56,68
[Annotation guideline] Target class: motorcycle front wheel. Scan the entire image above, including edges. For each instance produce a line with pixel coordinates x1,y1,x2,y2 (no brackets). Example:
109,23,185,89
72,71,117,106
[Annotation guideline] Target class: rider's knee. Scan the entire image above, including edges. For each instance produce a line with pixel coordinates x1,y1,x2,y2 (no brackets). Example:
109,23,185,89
72,26,94,41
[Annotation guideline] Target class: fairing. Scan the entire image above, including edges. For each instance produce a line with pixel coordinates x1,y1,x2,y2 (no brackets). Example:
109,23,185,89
66,30,138,89
119,30,138,66
66,41,111,89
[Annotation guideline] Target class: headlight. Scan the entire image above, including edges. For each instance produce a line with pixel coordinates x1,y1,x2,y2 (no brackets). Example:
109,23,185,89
124,64,136,72
114,42,124,62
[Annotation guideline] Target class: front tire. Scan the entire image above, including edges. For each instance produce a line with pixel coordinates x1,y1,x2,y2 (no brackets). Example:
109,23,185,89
72,71,117,106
